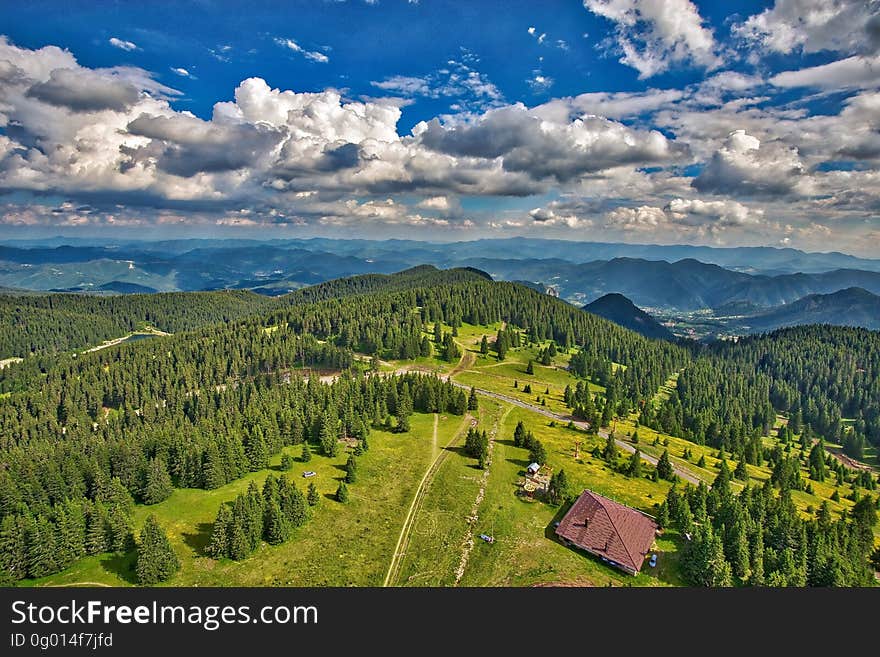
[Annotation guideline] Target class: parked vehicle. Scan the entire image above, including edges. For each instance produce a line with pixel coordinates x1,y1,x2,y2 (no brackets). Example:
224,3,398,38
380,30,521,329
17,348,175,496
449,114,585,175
478,534,495,544
649,553,658,567
302,471,317,478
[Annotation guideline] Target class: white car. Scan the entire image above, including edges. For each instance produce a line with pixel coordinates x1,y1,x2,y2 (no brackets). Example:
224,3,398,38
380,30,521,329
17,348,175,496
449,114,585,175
302,471,317,478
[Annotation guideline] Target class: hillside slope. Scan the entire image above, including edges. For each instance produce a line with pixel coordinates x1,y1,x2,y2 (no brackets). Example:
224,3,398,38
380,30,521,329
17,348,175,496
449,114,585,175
584,293,674,340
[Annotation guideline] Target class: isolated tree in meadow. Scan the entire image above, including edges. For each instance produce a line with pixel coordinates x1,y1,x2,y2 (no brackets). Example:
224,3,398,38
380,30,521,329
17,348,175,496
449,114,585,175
526,360,535,375
480,335,489,356
656,449,674,481
281,454,294,471
301,442,312,463
136,515,179,585
345,454,358,484
335,481,350,503
142,457,173,505
307,482,320,507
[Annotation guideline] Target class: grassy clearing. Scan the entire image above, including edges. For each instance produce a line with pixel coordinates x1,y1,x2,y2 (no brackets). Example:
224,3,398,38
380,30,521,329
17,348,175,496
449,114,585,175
457,404,680,587
396,400,504,586
24,412,464,587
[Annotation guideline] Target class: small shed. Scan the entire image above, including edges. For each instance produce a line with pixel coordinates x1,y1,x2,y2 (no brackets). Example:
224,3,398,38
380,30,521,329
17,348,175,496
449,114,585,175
527,462,541,475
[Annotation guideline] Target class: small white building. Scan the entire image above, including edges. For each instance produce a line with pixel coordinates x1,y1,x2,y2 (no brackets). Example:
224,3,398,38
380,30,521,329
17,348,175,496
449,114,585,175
527,462,541,475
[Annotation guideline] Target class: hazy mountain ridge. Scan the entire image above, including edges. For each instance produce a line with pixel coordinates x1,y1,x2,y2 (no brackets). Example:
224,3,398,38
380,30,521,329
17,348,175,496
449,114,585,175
731,287,880,333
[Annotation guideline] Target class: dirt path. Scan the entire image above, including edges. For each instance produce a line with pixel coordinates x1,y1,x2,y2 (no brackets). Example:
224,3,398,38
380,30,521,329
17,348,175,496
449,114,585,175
383,412,473,587
454,404,511,585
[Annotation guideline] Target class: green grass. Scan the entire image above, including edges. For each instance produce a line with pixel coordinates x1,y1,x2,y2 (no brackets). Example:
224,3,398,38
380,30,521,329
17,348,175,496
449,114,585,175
23,412,465,587
456,404,680,587
396,400,504,586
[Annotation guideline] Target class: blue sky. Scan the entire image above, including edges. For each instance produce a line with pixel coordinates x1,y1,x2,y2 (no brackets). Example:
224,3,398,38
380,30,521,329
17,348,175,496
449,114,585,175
0,0,879,256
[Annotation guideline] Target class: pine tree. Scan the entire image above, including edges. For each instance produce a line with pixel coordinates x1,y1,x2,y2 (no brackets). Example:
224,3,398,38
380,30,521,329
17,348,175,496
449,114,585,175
142,457,173,505
84,503,109,555
627,450,642,478
263,500,290,545
547,469,570,505
734,458,748,481
345,455,358,484
320,413,338,456
307,482,320,506
208,505,232,559
528,439,547,465
245,427,269,471
336,481,350,503
526,360,535,375
480,335,489,356
657,449,674,480
468,387,479,411
301,442,312,463
281,454,294,471
396,385,413,433
513,421,527,448
603,433,618,462
136,515,179,585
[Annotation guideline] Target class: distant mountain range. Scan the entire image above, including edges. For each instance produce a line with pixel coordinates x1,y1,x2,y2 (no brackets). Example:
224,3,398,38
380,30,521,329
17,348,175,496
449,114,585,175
583,293,674,340
730,287,880,333
1,237,878,335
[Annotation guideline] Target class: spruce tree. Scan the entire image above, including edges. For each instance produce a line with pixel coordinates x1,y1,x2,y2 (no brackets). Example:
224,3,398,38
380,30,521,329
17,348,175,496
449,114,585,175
208,505,232,559
468,387,479,411
136,515,179,585
142,457,173,505
627,449,642,478
307,482,320,506
301,442,312,463
513,421,526,448
345,455,358,484
336,481,350,503
657,449,674,480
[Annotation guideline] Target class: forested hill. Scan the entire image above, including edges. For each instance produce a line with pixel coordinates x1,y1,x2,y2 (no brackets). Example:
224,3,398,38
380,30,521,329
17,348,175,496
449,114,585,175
583,293,674,340
0,267,498,358
0,290,272,358
276,265,492,304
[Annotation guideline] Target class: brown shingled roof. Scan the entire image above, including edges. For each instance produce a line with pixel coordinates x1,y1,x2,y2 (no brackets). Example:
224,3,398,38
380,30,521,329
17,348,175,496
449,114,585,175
555,489,658,574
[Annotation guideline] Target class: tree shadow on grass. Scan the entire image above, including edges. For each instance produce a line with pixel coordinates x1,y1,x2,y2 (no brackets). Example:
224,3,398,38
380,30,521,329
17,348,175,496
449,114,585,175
507,457,530,468
444,444,469,458
495,439,517,447
182,522,213,557
99,550,138,585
